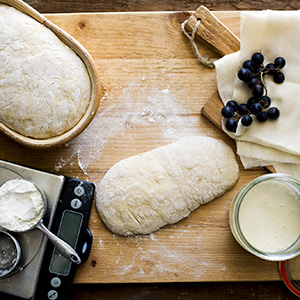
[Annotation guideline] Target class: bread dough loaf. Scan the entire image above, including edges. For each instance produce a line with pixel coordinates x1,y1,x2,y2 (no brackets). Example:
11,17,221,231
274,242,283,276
0,5,91,138
96,136,239,236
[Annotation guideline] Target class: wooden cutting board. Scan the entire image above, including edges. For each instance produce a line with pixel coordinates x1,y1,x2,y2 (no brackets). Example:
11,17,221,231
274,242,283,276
0,11,278,284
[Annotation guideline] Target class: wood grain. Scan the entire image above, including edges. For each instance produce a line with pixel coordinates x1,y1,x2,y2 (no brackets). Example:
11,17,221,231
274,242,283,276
24,0,300,14
0,9,280,285
184,6,240,56
68,282,299,300
2,1,299,299
201,91,224,129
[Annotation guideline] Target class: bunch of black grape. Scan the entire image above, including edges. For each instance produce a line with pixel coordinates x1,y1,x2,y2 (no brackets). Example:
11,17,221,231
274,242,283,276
221,52,285,133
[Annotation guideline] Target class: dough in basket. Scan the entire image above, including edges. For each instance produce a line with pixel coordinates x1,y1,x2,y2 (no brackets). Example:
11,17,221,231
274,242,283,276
0,5,91,138
96,136,239,236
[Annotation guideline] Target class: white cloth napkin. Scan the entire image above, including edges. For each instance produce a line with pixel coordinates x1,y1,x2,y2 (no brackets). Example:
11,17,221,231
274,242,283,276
215,11,300,179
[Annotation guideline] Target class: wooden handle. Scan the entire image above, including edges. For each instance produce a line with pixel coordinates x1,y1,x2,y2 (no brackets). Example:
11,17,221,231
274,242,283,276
201,91,223,129
201,92,276,173
183,6,240,56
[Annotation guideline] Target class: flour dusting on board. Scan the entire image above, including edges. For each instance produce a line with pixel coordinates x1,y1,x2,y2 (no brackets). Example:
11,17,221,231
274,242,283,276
54,79,199,180
108,230,209,278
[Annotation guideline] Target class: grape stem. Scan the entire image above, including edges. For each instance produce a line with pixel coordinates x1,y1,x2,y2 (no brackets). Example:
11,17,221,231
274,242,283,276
260,70,268,98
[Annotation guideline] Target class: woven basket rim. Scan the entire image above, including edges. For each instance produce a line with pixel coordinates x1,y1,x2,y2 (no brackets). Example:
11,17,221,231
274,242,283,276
0,0,102,148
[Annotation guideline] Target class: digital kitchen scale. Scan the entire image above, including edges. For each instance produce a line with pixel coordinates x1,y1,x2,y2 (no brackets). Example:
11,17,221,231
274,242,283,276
0,159,95,300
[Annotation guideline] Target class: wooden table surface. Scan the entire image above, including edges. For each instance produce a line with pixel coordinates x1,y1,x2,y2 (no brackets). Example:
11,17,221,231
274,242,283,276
4,0,300,299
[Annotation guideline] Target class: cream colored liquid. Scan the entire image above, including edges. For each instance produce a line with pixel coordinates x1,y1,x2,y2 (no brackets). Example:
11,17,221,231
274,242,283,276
239,180,300,253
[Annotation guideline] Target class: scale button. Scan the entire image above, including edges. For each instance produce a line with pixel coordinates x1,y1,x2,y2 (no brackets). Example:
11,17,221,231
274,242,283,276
74,185,85,197
50,277,61,288
48,290,58,300
71,198,82,209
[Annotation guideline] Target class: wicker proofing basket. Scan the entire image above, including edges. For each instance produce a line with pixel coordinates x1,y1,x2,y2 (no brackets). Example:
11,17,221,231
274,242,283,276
0,0,102,148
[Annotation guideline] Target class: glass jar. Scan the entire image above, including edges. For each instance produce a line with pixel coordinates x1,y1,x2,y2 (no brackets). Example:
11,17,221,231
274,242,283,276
230,173,300,261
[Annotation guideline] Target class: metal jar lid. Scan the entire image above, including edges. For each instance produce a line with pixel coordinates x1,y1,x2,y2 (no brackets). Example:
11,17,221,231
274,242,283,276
0,230,21,278
280,256,300,297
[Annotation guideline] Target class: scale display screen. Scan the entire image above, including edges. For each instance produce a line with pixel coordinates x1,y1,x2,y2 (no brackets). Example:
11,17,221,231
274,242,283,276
49,210,83,276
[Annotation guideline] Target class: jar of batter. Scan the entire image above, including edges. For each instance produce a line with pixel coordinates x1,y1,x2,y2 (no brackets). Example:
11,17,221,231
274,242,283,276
230,173,300,261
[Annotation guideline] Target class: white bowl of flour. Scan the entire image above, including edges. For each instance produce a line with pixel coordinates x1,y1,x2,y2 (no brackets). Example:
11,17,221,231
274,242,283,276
0,178,81,264
0,178,45,232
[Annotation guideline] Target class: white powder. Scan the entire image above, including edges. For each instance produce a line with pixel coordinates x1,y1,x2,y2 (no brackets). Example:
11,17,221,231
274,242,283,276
54,80,199,182
0,5,91,139
0,178,44,231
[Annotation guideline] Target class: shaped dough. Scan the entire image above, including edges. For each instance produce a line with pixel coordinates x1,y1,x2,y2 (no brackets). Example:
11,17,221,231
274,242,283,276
96,136,239,236
0,5,91,138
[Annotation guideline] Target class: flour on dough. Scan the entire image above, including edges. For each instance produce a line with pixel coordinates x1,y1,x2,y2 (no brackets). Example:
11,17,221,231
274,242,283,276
0,5,91,138
96,136,239,236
